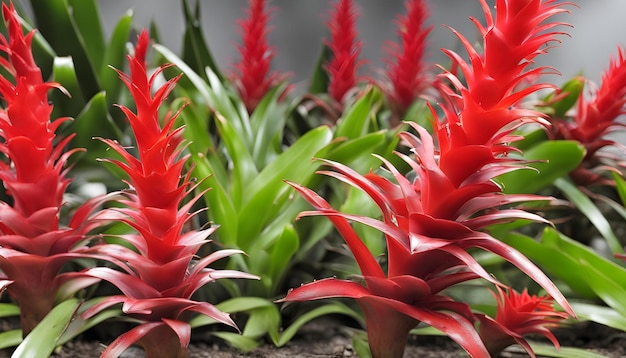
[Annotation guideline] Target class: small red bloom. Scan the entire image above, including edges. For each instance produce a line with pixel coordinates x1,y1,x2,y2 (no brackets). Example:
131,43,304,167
477,287,568,357
325,0,363,104
231,0,281,113
550,48,626,185
382,0,432,118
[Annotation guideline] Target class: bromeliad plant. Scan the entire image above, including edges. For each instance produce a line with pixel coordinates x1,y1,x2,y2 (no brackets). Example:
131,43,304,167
80,31,257,357
280,0,577,356
0,3,110,336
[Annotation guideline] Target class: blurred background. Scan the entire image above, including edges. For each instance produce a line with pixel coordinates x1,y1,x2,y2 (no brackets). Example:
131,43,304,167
91,0,625,86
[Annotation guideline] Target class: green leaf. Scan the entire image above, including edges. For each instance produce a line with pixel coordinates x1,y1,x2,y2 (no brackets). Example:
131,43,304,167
612,172,626,206
570,302,626,332
191,154,239,246
99,10,133,111
277,302,363,347
527,342,607,358
0,329,22,350
540,76,585,118
50,56,85,118
581,259,626,319
211,331,260,352
249,84,290,167
497,140,585,194
241,304,281,344
30,0,100,99
73,91,121,153
58,297,122,345
237,126,333,246
12,298,80,358
554,178,623,254
335,88,382,140
0,303,20,318
497,229,596,298
308,44,331,94
67,0,106,71
181,0,223,81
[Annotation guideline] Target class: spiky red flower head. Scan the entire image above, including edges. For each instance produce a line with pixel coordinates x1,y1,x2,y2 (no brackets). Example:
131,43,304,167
439,0,570,148
232,0,281,113
84,30,258,357
478,287,568,357
383,0,432,117
0,2,76,221
325,0,363,104
550,48,626,185
0,3,110,335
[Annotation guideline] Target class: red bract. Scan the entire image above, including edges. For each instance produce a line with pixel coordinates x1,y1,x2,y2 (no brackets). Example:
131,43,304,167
439,0,570,148
0,3,107,335
551,48,626,185
325,0,363,104
231,0,281,113
382,0,432,119
82,31,257,358
477,287,568,357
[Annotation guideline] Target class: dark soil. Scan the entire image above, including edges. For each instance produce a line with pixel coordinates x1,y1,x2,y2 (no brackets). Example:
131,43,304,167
2,318,625,357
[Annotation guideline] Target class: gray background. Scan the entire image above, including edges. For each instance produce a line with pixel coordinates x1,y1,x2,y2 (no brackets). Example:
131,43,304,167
35,1,626,85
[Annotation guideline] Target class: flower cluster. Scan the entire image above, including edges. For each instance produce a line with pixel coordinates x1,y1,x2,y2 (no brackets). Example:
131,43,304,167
281,0,575,356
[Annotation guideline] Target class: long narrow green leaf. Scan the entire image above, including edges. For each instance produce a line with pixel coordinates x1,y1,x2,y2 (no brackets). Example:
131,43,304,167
181,0,223,81
11,299,80,358
67,0,105,70
100,10,133,111
50,56,85,118
0,329,22,350
497,140,585,194
0,303,20,318
570,302,626,332
498,230,596,298
581,260,626,319
30,0,100,98
335,88,382,140
211,332,260,352
191,154,238,246
237,126,333,245
277,302,363,347
527,342,607,358
554,178,623,254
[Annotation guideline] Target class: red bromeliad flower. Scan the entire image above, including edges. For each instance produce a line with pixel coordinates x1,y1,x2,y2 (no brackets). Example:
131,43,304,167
549,47,626,185
280,1,575,356
81,31,257,358
438,0,570,149
0,3,107,335
281,122,574,357
231,0,281,113
325,0,363,104
382,0,432,120
477,287,568,357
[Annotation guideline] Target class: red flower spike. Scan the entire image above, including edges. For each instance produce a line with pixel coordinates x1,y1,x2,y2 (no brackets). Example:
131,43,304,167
550,47,626,185
438,0,570,148
231,0,281,113
477,287,568,357
84,30,257,357
382,0,432,118
325,0,363,104
0,2,110,335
